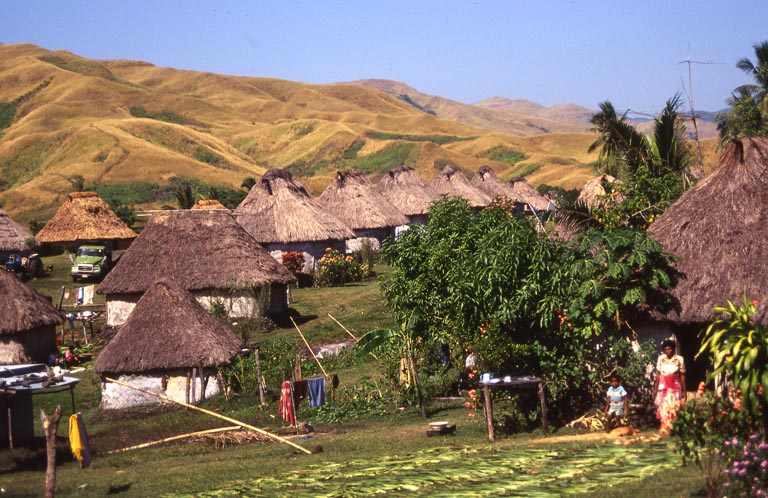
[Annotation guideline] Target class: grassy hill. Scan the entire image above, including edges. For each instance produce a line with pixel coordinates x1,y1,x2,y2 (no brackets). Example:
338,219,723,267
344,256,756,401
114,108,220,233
0,43,718,222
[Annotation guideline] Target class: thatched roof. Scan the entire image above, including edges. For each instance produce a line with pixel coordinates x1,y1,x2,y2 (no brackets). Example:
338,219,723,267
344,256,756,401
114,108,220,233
509,177,554,212
471,166,518,201
0,270,63,334
98,209,295,295
35,192,137,244
648,137,768,324
317,171,410,230
94,280,244,374
431,165,491,208
192,199,228,210
234,169,354,243
0,209,32,252
375,165,439,218
577,175,621,211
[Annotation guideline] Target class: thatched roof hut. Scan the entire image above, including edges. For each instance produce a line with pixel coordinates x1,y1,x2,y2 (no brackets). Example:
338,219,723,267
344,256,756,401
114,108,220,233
35,192,136,245
375,165,439,223
0,209,32,254
95,280,243,374
94,280,243,408
432,165,491,208
318,171,409,242
235,169,354,272
648,137,768,324
235,169,354,244
191,199,228,210
98,209,296,326
0,270,63,364
509,177,554,212
471,166,517,201
576,175,621,211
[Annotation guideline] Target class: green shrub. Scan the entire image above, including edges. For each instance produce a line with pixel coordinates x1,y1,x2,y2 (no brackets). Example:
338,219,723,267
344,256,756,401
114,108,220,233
193,146,222,165
0,102,16,132
317,248,365,286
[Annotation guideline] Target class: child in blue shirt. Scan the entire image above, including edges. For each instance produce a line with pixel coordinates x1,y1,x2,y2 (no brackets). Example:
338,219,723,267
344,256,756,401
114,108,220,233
605,374,628,433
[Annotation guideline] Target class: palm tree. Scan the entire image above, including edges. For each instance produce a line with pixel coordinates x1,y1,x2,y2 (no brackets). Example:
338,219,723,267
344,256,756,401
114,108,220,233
647,94,693,182
735,40,768,105
588,101,647,179
718,40,768,145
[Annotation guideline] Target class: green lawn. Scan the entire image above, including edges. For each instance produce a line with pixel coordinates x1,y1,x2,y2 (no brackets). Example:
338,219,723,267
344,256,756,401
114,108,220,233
1,255,707,497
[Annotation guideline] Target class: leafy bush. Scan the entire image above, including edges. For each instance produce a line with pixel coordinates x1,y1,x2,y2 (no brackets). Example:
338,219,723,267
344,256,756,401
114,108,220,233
317,248,364,286
193,146,223,165
312,377,391,423
721,434,768,496
672,394,754,496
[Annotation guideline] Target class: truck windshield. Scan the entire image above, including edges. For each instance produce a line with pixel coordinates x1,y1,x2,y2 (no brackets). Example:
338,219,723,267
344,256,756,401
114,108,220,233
77,248,103,257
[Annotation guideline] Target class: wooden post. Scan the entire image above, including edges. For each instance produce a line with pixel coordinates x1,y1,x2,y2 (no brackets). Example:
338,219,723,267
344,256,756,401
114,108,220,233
41,405,62,498
185,371,191,405
199,364,207,402
538,381,548,433
190,367,197,404
6,401,13,450
254,348,265,406
483,384,495,442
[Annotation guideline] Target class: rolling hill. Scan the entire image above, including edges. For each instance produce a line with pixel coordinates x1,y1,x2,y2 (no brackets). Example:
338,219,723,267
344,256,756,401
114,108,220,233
0,43,718,222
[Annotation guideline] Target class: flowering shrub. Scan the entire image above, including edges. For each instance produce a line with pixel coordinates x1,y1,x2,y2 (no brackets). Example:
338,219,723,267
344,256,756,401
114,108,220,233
721,435,768,497
281,251,305,277
317,247,364,286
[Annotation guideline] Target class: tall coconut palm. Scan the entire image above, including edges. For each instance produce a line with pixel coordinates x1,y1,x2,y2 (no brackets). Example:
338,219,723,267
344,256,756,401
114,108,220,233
735,40,768,105
647,94,692,180
588,101,647,179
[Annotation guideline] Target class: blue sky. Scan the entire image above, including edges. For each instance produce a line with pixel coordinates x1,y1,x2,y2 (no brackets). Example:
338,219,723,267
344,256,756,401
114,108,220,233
2,1,766,114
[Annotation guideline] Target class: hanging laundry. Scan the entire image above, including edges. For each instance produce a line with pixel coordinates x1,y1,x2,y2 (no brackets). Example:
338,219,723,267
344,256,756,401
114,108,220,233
307,377,326,407
278,381,295,425
293,380,308,406
83,285,94,305
68,413,91,469
63,287,70,300
76,287,85,305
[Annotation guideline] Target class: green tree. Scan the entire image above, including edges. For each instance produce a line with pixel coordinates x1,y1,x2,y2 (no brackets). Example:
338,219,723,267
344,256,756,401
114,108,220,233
588,101,648,178
585,95,692,229
379,198,677,420
241,177,257,191
174,182,197,209
68,174,85,192
717,40,768,144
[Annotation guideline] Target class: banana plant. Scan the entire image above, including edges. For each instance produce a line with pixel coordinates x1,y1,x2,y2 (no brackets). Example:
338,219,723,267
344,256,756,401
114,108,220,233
357,309,428,418
698,294,768,432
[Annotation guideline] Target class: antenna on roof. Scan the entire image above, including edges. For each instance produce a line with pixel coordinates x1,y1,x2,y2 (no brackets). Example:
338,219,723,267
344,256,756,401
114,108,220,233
679,44,725,180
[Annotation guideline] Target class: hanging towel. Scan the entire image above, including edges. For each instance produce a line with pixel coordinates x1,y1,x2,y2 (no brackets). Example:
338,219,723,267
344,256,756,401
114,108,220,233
278,381,295,425
307,377,326,407
76,287,85,305
83,285,95,305
68,413,91,469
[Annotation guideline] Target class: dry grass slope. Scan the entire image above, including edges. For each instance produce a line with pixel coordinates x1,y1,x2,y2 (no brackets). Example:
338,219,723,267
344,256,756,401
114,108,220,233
0,44,720,221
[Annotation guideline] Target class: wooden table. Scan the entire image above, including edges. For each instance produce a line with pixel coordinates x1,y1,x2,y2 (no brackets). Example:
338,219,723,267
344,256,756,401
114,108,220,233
480,376,548,441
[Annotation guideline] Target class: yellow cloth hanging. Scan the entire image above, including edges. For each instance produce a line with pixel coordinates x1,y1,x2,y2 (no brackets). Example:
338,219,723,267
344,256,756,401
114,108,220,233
68,413,91,468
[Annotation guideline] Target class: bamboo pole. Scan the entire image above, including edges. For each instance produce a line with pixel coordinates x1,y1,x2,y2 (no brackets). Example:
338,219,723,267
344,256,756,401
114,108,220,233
289,317,329,379
327,313,378,360
105,426,242,454
104,377,312,454
327,313,358,341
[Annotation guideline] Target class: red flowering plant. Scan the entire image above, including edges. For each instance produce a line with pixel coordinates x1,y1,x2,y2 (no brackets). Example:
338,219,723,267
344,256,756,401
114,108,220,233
317,247,364,286
465,389,479,418
281,251,305,278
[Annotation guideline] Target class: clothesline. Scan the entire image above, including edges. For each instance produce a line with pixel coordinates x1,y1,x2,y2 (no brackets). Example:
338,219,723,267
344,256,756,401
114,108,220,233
278,377,326,426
